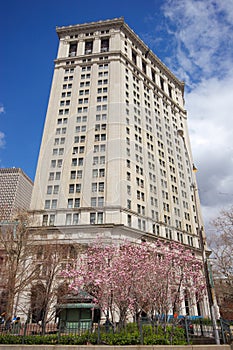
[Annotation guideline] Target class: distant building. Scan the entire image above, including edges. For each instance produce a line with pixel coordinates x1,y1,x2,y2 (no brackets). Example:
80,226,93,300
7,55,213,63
0,168,33,220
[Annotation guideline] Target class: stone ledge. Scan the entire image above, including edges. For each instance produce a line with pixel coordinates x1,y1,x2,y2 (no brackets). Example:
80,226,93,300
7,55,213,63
0,345,231,350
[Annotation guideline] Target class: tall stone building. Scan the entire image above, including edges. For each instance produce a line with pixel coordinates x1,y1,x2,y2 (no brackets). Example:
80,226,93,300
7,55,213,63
31,17,203,249
0,168,33,220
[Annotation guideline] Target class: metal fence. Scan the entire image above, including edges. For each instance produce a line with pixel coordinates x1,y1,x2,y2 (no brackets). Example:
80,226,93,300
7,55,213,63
0,317,232,345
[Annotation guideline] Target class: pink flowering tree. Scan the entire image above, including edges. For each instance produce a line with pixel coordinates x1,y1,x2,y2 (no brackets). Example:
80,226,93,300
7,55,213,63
64,239,206,329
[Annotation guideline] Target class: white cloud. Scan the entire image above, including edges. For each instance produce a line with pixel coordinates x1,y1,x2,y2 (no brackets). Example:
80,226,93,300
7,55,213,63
0,104,6,148
0,105,5,114
0,132,5,148
186,73,233,225
149,0,233,226
162,0,233,84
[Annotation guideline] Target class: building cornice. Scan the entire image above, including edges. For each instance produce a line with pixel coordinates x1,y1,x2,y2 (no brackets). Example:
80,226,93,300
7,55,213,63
56,17,184,92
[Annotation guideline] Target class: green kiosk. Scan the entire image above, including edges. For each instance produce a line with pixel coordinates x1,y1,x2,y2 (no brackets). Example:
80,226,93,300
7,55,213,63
56,290,99,333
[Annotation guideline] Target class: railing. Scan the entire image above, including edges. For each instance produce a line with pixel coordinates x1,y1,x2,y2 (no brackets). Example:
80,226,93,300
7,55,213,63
0,317,232,345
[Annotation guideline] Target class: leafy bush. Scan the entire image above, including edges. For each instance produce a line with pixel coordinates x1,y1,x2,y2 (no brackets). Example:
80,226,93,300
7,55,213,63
0,323,187,345
0,334,22,344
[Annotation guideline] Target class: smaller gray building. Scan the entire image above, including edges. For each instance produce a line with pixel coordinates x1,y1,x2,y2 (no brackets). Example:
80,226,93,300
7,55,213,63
0,168,33,220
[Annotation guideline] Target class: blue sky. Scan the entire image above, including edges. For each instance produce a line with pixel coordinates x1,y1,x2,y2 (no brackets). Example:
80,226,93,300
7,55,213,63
1,0,233,227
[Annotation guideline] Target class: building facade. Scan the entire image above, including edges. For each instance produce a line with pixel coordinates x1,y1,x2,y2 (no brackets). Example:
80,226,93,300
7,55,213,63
0,168,33,220
31,17,203,252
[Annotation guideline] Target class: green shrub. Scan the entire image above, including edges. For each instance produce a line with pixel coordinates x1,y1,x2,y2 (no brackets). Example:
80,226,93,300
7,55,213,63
0,334,22,344
0,323,187,345
144,335,170,345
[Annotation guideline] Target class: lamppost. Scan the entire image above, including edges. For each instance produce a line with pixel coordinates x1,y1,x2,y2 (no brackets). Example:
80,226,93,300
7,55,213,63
177,129,220,345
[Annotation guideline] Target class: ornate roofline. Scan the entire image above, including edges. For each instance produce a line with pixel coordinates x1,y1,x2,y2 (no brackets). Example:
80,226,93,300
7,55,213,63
56,17,184,92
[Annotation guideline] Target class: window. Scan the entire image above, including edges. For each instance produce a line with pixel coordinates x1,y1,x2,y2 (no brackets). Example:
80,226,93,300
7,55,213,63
66,214,72,225
76,184,81,193
91,197,97,207
74,198,80,207
42,215,48,226
97,212,103,224
72,158,77,166
77,170,82,178
47,186,52,194
69,184,75,193
90,213,96,224
100,156,105,164
93,169,98,177
132,50,137,65
49,172,54,181
73,213,79,224
142,60,146,74
49,215,55,226
92,183,97,192
93,156,98,165
85,41,93,54
70,171,76,179
45,200,50,209
99,168,105,177
98,197,104,207
69,43,77,57
53,185,59,194
68,199,73,208
51,200,57,209
101,38,109,52
127,214,132,227
57,159,62,168
99,182,104,192
78,158,84,166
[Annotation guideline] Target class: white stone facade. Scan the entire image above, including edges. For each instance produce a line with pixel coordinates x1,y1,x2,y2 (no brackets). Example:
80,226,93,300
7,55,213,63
31,17,204,249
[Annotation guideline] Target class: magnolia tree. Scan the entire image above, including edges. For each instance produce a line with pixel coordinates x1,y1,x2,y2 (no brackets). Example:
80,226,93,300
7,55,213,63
65,240,206,328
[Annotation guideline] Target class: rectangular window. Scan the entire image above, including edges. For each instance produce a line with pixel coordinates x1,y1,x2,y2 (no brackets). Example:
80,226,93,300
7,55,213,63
74,198,80,207
93,169,98,177
97,212,103,224
69,43,77,57
77,170,82,178
70,171,76,179
76,184,81,193
51,200,57,209
49,214,55,226
53,185,59,194
42,215,48,226
47,186,52,194
45,200,50,209
127,214,132,227
132,50,137,65
99,182,104,192
73,213,79,225
69,184,75,193
90,213,96,224
98,197,104,207
92,183,97,192
101,38,109,52
66,214,72,225
91,197,97,206
99,168,105,177
85,41,93,54
49,172,54,181
78,158,84,166
68,199,73,208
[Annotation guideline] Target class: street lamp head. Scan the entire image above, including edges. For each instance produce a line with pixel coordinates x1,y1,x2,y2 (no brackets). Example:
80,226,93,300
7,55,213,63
192,164,198,173
177,129,184,138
